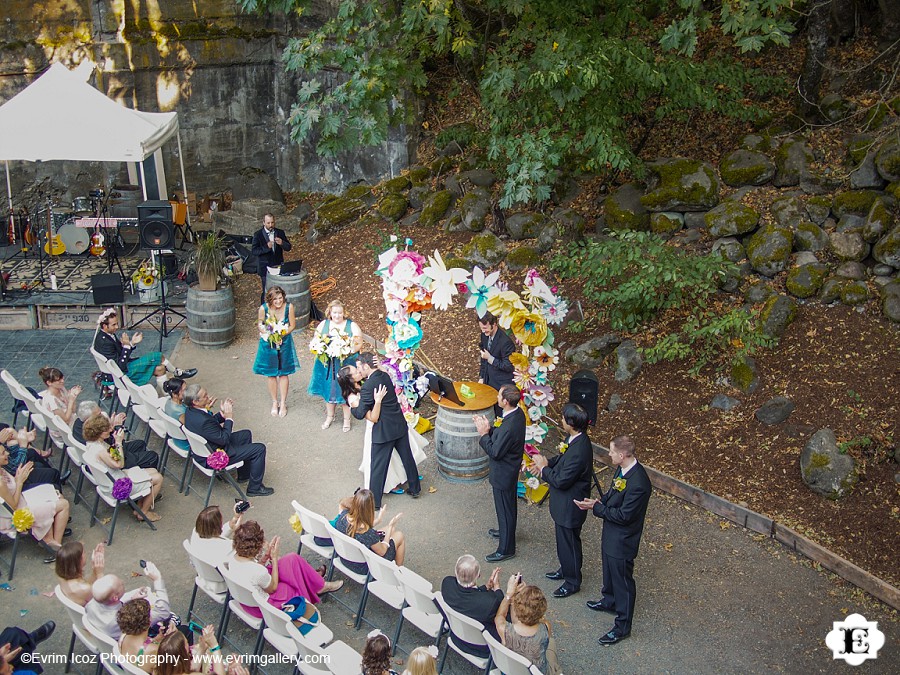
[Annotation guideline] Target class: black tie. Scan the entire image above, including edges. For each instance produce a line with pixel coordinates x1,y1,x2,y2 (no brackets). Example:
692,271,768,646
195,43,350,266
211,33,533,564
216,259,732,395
487,336,493,351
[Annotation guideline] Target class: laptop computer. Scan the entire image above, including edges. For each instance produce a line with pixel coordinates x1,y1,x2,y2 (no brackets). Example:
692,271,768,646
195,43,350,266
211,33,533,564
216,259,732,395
426,371,463,406
279,260,302,275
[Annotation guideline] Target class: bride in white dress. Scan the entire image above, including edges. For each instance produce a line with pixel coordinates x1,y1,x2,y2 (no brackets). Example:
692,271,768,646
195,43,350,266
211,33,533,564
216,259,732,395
339,366,428,494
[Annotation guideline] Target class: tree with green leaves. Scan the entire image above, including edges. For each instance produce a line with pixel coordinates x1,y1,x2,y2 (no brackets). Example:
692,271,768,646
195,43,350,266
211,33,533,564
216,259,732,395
239,0,796,205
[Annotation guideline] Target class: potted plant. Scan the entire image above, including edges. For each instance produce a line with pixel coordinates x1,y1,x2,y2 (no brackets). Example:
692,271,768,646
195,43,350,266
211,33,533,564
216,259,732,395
194,231,227,291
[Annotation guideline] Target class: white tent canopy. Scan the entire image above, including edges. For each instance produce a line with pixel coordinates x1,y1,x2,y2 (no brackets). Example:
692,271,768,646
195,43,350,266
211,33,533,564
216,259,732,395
0,62,189,216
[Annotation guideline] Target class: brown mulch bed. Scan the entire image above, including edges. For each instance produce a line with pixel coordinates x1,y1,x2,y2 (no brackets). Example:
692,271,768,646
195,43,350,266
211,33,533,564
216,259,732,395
229,216,900,591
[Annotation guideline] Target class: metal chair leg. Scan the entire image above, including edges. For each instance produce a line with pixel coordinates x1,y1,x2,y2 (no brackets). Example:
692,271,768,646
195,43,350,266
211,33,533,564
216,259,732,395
65,630,76,673
108,502,120,545
391,611,405,655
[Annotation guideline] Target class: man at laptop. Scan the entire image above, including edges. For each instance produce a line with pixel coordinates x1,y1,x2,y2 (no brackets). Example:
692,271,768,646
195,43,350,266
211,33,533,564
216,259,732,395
251,212,293,304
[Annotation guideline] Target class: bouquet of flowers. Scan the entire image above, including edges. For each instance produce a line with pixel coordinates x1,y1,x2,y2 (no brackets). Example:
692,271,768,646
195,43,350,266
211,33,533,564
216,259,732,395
131,260,161,289
108,444,122,463
309,329,353,365
260,313,289,349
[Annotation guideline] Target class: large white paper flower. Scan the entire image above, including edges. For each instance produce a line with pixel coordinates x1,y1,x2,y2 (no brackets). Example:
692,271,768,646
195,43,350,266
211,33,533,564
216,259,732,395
423,250,470,310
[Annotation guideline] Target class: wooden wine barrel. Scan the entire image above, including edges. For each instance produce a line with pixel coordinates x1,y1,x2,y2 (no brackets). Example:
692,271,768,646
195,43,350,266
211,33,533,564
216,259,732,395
432,382,498,482
186,285,235,348
266,270,310,328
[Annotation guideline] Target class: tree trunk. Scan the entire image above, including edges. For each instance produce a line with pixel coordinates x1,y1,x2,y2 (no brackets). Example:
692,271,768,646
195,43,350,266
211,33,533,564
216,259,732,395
797,0,833,121
877,0,900,47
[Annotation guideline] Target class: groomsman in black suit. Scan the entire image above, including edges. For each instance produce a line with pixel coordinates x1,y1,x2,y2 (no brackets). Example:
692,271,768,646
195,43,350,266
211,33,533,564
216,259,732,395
250,212,292,304
477,312,515,413
576,435,652,645
350,352,421,508
474,384,526,563
530,403,593,599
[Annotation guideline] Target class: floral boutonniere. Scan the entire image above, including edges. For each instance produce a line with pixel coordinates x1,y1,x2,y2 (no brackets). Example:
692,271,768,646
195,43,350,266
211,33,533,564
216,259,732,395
613,477,627,492
493,418,503,428
557,442,568,454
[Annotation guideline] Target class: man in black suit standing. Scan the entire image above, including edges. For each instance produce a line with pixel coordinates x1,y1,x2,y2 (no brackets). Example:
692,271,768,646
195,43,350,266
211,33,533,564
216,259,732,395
477,313,515,414
440,554,504,658
575,435,652,645
250,212,292,304
182,384,274,497
350,352,421,508
473,384,526,563
530,403,593,599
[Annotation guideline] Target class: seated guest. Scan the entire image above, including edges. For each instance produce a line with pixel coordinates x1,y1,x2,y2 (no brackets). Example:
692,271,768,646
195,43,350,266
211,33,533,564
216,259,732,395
153,627,227,675
74,401,158,470
182,384,273,497
0,445,70,562
92,307,196,391
440,554,503,657
38,367,82,443
401,646,439,675
333,488,406,574
162,378,191,453
55,541,105,606
361,631,398,675
85,564,173,640
227,520,342,626
493,576,560,674
190,505,242,591
0,622,56,675
82,416,162,523
1,427,67,490
117,598,164,673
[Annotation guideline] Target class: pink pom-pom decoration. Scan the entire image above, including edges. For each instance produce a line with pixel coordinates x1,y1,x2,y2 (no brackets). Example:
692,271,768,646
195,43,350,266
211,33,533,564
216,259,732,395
112,477,133,500
207,449,230,470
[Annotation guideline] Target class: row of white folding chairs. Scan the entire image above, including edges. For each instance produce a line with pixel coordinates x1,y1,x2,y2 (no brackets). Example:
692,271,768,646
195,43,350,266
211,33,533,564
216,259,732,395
0,368,68,461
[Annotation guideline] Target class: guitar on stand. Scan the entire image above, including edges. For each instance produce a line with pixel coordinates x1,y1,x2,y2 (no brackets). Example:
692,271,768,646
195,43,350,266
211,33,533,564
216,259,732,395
7,208,15,246
23,207,34,249
88,188,106,256
43,200,66,256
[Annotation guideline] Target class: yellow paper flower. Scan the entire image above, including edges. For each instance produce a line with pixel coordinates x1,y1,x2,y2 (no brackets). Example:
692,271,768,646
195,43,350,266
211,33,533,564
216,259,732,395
510,310,548,347
509,352,530,372
288,514,303,534
12,507,34,533
487,291,526,328
614,477,627,492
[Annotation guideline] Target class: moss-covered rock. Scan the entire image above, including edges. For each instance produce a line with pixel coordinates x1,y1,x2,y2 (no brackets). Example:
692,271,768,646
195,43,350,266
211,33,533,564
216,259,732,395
840,280,870,305
786,263,828,298
873,225,900,268
800,429,858,500
650,212,684,235
419,190,453,228
863,198,892,243
430,156,455,175
458,189,491,232
705,202,759,237
435,122,478,151
344,185,374,201
729,355,760,393
805,196,832,224
770,196,807,228
505,246,542,270
506,212,546,240
832,190,882,218
376,193,408,222
875,134,900,182
820,93,853,123
605,184,650,231
746,224,794,276
640,158,721,212
551,207,586,235
719,149,776,187
881,281,900,322
886,181,900,201
408,186,430,210
864,102,890,129
773,138,813,187
828,231,869,261
461,232,508,267
315,197,366,233
443,256,473,272
760,294,798,338
847,134,876,164
406,166,432,183
794,221,828,252
819,277,846,303
381,176,410,194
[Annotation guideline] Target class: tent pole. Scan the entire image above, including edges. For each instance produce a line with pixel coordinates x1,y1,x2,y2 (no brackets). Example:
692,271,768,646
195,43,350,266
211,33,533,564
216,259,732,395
176,131,192,232
5,161,13,212
139,162,148,201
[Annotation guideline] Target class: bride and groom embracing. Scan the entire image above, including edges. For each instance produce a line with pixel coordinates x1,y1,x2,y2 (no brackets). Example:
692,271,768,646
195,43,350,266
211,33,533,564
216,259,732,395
338,352,426,508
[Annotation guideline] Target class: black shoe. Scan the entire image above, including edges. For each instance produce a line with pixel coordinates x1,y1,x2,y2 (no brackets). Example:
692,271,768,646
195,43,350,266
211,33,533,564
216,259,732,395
598,630,629,645
176,368,198,379
59,469,72,485
586,600,616,614
29,621,56,645
43,554,57,564
246,485,275,496
552,585,579,599
545,570,563,581
485,551,515,563
488,528,500,539
408,491,420,499
63,527,72,537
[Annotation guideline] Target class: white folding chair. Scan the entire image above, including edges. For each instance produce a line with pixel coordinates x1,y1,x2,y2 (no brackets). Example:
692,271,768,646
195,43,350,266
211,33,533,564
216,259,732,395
218,563,265,659
182,539,229,638
395,567,445,653
323,521,372,627
111,641,152,675
81,614,128,674
483,629,539,675
54,584,103,675
0,496,24,580
290,500,336,568
104,360,132,421
359,545,406,639
89,349,116,412
1,369,28,427
285,620,361,675
120,375,153,443
156,409,191,491
433,591,493,673
254,590,334,661
62,428,90,507
182,426,246,507
81,461,155,545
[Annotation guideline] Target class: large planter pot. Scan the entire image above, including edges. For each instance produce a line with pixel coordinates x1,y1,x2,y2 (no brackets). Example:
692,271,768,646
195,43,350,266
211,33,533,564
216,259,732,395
186,285,235,348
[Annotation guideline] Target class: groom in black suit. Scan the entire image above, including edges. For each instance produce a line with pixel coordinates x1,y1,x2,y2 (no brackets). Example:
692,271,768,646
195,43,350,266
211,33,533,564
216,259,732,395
250,213,292,304
576,434,652,645
530,403,593,599
474,384,526,563
350,352,421,508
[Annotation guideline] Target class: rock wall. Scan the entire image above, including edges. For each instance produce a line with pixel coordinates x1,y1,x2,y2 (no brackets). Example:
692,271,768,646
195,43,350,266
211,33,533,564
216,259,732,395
0,0,413,206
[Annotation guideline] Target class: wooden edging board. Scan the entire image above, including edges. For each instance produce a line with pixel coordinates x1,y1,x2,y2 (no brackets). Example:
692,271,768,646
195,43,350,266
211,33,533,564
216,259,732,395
590,441,900,610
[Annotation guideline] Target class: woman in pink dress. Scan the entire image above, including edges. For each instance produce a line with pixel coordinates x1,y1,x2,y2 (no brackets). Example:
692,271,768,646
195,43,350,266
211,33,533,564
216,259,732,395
38,366,82,444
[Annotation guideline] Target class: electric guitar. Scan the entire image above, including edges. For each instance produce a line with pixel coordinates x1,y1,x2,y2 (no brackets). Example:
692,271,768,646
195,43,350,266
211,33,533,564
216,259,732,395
43,203,66,256
23,208,34,247
90,226,106,256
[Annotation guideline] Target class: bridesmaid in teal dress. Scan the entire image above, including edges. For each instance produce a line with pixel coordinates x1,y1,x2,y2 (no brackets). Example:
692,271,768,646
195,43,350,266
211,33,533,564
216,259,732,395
253,286,298,417
307,299,361,431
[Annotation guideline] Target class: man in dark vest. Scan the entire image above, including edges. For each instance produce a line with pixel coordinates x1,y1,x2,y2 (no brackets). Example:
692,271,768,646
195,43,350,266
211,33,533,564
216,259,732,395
250,212,292,304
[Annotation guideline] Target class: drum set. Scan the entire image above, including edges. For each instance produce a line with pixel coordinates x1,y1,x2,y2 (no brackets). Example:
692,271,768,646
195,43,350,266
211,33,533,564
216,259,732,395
34,189,108,255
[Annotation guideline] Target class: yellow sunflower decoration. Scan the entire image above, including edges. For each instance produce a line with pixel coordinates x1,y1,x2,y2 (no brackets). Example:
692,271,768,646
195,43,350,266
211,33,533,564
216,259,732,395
12,507,34,533
509,352,530,372
487,291,526,328
510,310,548,347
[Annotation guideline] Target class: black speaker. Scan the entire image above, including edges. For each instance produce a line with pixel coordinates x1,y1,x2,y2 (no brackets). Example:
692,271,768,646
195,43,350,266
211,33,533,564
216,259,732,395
137,200,175,250
569,369,600,426
91,273,124,305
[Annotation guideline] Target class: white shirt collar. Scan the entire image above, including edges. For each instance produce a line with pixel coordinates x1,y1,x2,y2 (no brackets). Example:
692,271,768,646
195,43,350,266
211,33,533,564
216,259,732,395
620,458,638,476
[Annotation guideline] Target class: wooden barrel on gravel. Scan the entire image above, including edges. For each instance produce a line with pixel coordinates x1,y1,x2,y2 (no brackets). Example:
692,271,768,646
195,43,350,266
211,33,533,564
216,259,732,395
266,270,310,329
432,382,498,482
186,285,235,348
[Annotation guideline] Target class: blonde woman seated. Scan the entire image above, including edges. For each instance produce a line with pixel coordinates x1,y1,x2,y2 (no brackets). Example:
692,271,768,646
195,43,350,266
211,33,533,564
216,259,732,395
55,540,105,606
152,625,227,675
82,415,163,522
493,575,561,675
190,505,243,592
117,597,171,673
333,488,406,573
401,646,439,675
